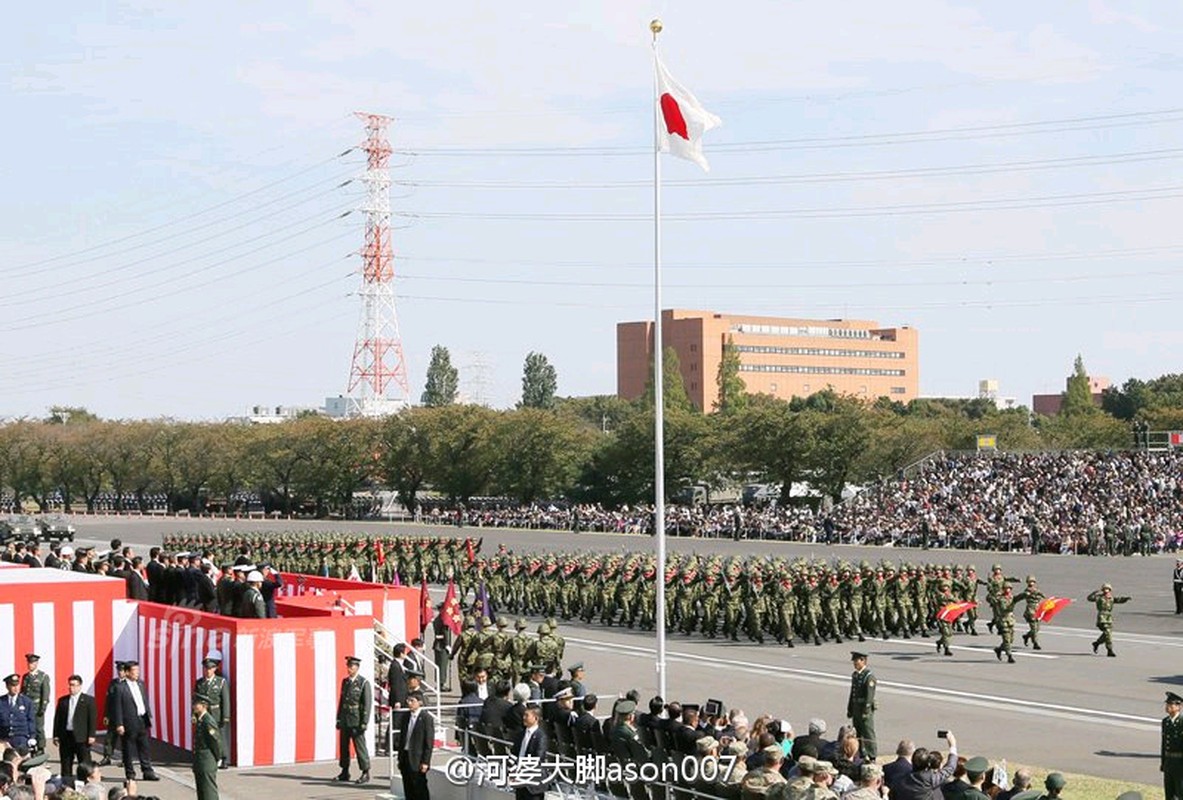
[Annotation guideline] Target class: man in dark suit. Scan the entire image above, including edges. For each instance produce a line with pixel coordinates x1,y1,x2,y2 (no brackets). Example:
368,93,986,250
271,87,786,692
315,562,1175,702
52,674,97,779
109,661,160,782
399,691,435,800
145,547,165,602
883,739,915,789
511,705,550,800
479,681,513,743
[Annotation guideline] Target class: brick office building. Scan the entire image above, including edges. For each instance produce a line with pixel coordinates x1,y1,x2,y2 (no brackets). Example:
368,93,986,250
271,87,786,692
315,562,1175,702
617,309,919,411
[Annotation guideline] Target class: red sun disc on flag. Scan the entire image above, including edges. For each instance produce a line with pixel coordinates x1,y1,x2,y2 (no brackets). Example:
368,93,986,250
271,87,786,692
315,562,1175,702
660,93,689,140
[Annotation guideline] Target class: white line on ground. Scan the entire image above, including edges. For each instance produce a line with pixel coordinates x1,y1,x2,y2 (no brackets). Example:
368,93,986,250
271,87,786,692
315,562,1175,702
565,635,1159,731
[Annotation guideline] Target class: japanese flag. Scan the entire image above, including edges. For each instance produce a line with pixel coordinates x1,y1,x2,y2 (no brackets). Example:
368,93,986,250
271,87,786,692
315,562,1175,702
655,54,721,172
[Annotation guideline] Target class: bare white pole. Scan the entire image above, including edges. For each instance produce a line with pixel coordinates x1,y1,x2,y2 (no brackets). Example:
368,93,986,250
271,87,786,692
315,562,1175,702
650,17,668,701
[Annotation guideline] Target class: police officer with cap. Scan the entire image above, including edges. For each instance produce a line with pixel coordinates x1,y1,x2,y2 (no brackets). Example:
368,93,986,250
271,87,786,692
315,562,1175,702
0,673,36,754
1164,691,1183,800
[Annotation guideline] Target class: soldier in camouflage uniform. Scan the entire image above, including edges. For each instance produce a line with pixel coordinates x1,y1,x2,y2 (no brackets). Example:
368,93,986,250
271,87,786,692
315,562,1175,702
744,573,768,643
1018,576,1046,650
1087,582,1131,657
491,617,513,683
773,574,796,647
990,584,1024,664
819,573,844,644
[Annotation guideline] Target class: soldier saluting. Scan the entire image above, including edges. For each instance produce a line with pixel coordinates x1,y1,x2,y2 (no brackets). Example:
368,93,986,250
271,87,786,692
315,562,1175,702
1087,583,1131,657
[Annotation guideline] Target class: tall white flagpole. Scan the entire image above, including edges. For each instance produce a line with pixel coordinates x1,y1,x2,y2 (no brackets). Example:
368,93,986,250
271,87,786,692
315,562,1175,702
650,17,668,701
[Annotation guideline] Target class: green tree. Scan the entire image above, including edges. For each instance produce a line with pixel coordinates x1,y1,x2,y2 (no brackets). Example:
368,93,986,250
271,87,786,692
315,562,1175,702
713,335,748,414
45,406,100,425
719,394,812,503
643,347,693,413
1061,354,1097,417
519,351,558,409
377,408,436,514
421,345,459,407
421,404,497,502
804,394,871,504
555,394,634,434
489,408,594,503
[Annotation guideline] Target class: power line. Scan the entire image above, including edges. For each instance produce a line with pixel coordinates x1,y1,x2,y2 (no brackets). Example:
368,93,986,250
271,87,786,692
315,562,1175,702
396,242,1183,271
397,184,1183,222
6,153,353,276
394,266,1183,291
393,107,1183,156
394,147,1183,190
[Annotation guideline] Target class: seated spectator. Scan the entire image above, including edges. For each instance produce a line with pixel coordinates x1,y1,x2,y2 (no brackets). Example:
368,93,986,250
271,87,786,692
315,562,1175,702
833,734,863,783
1041,773,1066,800
996,768,1033,800
742,744,787,800
792,719,829,764
884,740,915,789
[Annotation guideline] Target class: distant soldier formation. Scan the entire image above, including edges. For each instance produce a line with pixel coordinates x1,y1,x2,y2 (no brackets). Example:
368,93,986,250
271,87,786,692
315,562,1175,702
160,532,1136,660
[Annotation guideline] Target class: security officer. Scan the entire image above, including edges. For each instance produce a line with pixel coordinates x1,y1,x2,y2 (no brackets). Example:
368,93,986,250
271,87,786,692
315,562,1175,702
1087,583,1132,657
0,673,37,754
334,655,372,785
99,661,128,766
195,651,231,768
1164,690,1183,800
1173,559,1183,615
847,651,877,760
21,653,50,753
191,693,222,800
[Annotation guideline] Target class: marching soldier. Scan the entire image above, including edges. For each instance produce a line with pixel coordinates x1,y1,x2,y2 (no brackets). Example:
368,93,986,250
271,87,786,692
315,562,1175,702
1019,576,1046,650
20,654,50,753
1087,583,1131,657
195,651,231,768
334,655,372,785
991,584,1024,664
847,651,877,760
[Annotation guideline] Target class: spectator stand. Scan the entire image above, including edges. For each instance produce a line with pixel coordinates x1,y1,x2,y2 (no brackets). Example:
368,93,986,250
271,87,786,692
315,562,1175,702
0,567,138,744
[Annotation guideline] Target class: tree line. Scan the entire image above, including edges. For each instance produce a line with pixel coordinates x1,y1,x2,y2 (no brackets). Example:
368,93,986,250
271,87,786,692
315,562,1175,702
0,353,1173,518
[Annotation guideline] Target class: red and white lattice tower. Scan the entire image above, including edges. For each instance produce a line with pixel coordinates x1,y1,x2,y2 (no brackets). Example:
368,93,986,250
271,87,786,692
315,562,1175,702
345,112,409,415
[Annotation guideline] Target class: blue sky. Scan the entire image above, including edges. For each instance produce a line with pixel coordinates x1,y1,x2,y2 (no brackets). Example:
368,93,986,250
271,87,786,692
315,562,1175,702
3,1,1182,419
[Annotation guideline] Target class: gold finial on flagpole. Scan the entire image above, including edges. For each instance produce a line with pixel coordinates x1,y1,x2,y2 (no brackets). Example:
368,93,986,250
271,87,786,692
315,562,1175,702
650,19,663,39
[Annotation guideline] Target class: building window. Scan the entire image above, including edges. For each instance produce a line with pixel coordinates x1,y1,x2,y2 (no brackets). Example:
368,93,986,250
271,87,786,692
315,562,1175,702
891,387,906,394
737,364,905,377
690,362,697,372
690,382,698,390
802,384,809,393
770,383,777,392
690,344,697,352
734,345,904,359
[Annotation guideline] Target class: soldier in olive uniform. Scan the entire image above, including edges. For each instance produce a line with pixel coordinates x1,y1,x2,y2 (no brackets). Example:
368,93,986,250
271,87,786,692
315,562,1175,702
195,651,231,768
334,655,372,785
1087,583,1131,657
20,654,49,753
191,693,222,800
1164,691,1183,800
1019,576,1046,650
991,584,1025,664
847,652,877,760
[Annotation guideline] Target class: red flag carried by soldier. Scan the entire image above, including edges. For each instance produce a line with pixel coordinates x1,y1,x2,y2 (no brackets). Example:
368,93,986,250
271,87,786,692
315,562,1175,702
466,538,476,565
937,601,976,623
1035,596,1073,622
375,539,385,567
419,577,434,631
441,578,463,636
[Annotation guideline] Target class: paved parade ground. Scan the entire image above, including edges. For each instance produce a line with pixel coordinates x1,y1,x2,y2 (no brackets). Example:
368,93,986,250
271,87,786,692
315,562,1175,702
63,516,1181,799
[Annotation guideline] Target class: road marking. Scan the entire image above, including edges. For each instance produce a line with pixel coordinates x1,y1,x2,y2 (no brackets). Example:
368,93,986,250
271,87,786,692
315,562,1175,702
566,635,1159,731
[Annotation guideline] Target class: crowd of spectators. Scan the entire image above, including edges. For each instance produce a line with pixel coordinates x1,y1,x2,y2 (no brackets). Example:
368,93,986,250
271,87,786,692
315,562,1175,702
417,450,1183,554
450,661,1116,800
0,753,158,799
832,450,1183,553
